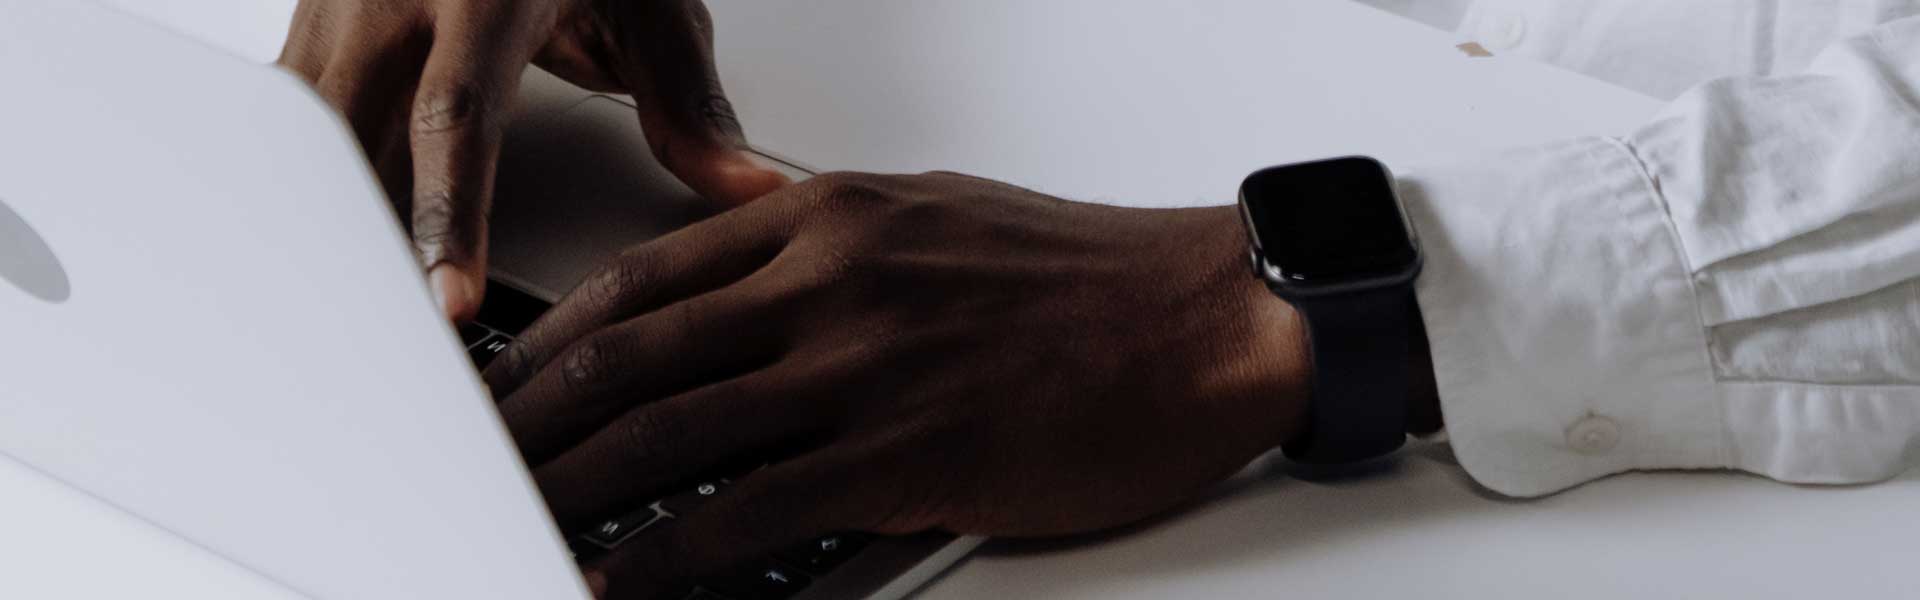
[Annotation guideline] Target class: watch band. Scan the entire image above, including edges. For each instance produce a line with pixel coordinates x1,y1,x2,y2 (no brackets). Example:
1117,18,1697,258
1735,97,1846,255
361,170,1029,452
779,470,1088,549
1280,285,1414,464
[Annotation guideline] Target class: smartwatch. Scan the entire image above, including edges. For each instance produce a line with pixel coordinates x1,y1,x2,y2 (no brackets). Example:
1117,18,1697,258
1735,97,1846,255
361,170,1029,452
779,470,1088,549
1237,156,1423,465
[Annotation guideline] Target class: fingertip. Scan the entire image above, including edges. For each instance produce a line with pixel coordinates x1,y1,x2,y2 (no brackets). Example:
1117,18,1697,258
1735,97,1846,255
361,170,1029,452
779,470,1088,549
583,570,609,599
720,159,793,206
684,151,791,208
429,264,486,323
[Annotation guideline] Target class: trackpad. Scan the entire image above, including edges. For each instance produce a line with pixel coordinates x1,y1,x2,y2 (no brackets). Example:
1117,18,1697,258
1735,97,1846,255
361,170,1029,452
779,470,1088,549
489,94,712,300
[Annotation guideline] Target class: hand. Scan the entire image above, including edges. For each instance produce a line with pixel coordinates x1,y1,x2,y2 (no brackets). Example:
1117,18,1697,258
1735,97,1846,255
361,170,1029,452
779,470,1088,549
278,0,790,321
482,172,1312,597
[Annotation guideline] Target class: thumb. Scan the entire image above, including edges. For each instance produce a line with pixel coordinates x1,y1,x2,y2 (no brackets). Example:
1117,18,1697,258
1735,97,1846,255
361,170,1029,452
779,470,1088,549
610,0,791,206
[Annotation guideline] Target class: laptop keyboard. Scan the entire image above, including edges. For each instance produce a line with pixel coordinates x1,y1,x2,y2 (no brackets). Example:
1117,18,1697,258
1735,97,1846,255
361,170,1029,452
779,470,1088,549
463,281,871,600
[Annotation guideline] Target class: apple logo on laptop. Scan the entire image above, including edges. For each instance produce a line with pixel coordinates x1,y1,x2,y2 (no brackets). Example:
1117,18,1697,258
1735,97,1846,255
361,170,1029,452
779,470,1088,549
0,195,70,303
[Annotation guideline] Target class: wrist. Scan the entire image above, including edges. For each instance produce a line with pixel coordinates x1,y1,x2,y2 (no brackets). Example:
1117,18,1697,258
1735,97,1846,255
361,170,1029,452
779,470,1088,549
1237,273,1313,449
1198,206,1312,450
1230,156,1432,458
1210,204,1439,448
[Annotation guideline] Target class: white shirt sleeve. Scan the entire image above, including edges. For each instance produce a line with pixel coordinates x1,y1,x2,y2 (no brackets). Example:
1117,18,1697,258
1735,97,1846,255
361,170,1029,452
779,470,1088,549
1456,0,1920,99
1404,16,1920,497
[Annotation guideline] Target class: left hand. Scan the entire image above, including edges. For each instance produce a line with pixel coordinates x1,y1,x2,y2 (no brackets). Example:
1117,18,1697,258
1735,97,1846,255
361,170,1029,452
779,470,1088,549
482,171,1310,598
277,0,789,322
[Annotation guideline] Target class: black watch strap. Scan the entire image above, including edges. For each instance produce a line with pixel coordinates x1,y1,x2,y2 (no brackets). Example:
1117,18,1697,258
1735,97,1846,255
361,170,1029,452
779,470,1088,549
1281,286,1415,464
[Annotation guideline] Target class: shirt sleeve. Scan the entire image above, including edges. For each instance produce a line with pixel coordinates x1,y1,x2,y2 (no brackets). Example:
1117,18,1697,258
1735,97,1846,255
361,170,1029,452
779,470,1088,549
1457,0,1920,100
1402,16,1920,497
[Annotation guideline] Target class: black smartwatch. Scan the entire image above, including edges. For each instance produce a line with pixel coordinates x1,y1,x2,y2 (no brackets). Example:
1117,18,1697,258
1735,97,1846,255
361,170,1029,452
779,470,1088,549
1237,156,1423,465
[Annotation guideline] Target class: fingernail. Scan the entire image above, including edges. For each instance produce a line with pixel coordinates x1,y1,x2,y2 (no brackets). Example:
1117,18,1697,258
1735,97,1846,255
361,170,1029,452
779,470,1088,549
428,265,479,322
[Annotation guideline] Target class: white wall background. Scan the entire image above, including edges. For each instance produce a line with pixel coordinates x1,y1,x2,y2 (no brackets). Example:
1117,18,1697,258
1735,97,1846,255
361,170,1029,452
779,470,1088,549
103,0,296,63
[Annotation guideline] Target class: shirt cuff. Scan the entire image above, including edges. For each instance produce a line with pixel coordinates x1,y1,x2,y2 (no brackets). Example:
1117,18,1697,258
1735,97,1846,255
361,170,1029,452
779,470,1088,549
1396,137,1726,497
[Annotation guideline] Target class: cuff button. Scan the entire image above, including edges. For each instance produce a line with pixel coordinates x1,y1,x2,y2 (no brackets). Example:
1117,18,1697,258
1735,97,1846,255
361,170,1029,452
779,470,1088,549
1475,12,1529,51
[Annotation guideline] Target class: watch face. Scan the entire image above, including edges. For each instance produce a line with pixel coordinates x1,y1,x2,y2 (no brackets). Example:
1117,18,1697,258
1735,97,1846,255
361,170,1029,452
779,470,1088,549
1240,157,1418,289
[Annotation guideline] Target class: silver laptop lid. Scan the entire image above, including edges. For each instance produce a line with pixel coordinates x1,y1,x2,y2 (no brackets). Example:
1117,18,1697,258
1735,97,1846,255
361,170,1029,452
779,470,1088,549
0,1,587,598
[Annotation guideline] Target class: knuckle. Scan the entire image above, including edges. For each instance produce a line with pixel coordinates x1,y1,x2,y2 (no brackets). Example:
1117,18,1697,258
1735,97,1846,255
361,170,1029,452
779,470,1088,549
411,83,492,135
810,245,861,285
800,171,889,209
878,192,941,226
408,192,473,264
918,170,996,187
683,0,716,37
697,91,744,138
614,408,675,465
583,250,657,309
410,192,453,232
561,334,622,391
492,340,536,381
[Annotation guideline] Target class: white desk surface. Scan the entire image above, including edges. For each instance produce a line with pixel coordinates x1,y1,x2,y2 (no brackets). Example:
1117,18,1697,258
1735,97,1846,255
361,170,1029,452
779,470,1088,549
64,1,1920,599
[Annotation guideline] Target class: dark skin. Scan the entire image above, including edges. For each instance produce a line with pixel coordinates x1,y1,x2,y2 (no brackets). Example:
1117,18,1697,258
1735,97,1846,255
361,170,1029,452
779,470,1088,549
279,3,1445,597
278,0,789,322
482,172,1441,598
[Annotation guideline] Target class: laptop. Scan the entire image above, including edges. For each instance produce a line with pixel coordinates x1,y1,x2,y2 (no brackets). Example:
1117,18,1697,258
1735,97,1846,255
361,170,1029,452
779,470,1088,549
0,0,975,598
3,0,1670,597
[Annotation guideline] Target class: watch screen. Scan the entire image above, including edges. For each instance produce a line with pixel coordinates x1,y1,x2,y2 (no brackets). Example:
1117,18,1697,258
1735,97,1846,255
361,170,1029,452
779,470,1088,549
1241,157,1417,284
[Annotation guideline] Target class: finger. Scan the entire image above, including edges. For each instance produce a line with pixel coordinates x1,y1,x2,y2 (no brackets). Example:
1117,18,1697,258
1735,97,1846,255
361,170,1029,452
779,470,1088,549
532,6,630,94
587,452,883,598
409,12,541,322
313,21,429,162
480,198,798,396
607,0,790,206
499,273,791,466
275,0,334,81
528,359,837,527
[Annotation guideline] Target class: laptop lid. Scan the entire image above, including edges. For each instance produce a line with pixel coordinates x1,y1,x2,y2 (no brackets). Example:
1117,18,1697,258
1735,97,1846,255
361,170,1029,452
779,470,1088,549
0,1,587,598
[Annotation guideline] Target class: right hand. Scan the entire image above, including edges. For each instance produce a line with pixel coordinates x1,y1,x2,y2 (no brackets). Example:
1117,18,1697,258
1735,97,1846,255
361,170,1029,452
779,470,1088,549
481,172,1316,597
278,0,791,322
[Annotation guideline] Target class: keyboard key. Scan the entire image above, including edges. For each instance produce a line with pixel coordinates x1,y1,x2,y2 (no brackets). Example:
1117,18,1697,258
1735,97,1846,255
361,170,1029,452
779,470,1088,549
715,462,767,484
659,481,726,516
458,322,493,346
581,507,667,549
468,335,512,369
682,589,736,600
703,561,812,600
475,280,550,335
774,533,871,574
569,539,608,564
